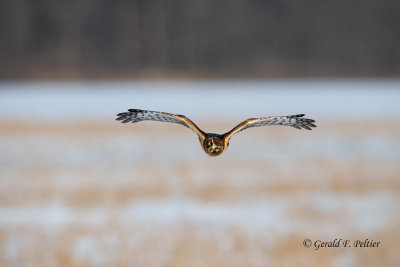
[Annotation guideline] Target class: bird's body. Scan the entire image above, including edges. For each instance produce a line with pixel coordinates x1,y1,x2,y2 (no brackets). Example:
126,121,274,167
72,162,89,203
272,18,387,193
116,109,316,157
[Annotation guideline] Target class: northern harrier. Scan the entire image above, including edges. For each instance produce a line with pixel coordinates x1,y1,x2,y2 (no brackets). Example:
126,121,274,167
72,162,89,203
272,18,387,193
116,109,316,157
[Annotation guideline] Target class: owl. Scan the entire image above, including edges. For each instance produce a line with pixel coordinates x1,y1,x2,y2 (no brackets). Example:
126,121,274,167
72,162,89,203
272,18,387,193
116,109,316,157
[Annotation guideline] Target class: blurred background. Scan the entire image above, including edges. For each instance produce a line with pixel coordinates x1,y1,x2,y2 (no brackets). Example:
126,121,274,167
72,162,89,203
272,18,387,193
0,0,399,79
0,1,399,266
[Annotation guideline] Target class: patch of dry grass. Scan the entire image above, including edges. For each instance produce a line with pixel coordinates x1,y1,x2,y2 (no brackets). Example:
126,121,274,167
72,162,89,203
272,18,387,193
0,120,399,266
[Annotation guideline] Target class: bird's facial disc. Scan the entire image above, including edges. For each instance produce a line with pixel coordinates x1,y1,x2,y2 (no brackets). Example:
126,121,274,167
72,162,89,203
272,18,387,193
205,138,223,156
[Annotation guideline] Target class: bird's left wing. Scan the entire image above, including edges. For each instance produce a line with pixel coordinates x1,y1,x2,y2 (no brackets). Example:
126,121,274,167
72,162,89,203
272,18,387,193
224,114,316,140
116,109,206,140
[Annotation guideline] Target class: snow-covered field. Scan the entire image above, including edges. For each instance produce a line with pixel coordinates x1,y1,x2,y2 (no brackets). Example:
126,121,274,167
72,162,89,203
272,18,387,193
0,80,399,266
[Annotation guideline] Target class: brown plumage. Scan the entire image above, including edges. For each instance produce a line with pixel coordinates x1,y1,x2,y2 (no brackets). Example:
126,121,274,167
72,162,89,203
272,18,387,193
116,109,316,157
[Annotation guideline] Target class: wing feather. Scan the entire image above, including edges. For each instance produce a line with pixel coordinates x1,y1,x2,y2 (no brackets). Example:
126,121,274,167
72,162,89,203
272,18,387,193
224,114,316,140
116,109,206,140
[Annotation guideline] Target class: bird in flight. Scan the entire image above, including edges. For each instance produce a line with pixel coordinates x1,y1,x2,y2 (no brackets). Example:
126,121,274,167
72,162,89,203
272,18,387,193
116,109,316,157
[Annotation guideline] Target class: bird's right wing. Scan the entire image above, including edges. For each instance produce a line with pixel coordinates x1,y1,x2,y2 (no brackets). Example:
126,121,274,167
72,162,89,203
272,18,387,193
116,109,206,140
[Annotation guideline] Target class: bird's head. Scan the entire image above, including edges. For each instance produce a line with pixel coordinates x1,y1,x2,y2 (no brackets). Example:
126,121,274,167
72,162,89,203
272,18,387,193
203,137,224,156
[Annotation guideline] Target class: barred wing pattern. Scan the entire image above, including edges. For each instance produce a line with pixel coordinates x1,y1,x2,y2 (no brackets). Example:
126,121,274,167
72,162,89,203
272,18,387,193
225,114,316,139
116,109,206,139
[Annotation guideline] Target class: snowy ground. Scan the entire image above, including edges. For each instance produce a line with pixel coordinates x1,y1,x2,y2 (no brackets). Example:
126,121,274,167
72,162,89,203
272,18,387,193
0,80,399,266
1,79,400,122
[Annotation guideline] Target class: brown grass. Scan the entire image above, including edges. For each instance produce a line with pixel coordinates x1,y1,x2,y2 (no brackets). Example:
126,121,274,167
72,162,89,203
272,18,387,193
0,119,399,266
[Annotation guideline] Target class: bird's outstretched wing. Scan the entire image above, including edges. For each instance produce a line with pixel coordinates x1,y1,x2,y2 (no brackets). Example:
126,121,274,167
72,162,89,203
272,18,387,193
116,109,206,140
224,114,316,140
